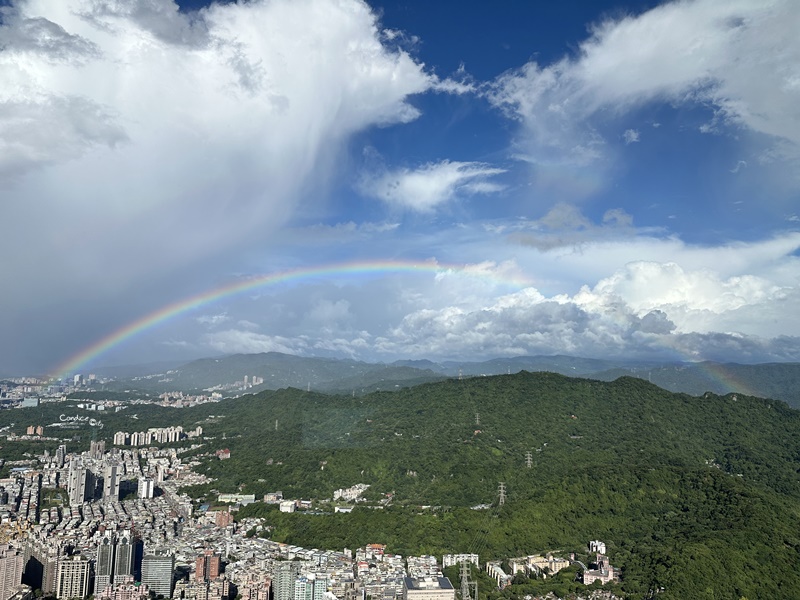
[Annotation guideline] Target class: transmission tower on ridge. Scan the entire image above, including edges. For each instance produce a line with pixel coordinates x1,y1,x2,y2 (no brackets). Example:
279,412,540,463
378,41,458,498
498,482,506,506
525,451,533,468
475,413,480,427
460,560,472,600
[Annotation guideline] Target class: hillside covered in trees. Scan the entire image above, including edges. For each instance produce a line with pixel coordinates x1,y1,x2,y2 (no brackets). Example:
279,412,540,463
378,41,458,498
181,373,800,599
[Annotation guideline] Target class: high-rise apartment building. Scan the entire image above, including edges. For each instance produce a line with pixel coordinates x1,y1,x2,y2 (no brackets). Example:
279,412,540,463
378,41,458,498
95,533,116,592
273,562,301,600
114,531,134,581
141,553,174,599
293,575,327,600
137,478,154,500
90,440,106,460
0,544,24,600
94,530,135,594
55,445,66,468
23,539,61,595
195,550,220,582
103,464,120,503
56,555,90,600
68,461,96,506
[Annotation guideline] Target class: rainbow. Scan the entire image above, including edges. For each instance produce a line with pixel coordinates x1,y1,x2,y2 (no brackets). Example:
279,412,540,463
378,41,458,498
50,259,780,401
50,258,533,380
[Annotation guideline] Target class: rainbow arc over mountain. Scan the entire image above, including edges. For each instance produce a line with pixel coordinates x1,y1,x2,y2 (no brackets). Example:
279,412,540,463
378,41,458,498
50,259,531,380
50,258,765,399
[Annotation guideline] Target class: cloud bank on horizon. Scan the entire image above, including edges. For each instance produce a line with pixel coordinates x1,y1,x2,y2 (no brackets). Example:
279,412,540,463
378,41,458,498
0,0,798,374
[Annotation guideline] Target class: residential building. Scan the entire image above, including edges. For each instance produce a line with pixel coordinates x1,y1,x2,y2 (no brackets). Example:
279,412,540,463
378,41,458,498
273,562,301,600
103,464,120,503
402,578,455,600
441,555,479,570
67,462,95,506
0,545,24,600
195,550,220,582
582,554,615,586
95,533,116,593
96,576,150,600
55,555,90,600
114,531,134,581
293,575,326,600
137,479,154,500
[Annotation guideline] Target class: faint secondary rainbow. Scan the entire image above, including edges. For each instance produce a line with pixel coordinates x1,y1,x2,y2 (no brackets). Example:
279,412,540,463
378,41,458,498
50,259,534,380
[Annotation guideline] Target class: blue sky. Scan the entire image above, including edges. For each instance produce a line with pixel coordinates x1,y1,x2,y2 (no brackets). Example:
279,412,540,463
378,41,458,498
1,0,799,375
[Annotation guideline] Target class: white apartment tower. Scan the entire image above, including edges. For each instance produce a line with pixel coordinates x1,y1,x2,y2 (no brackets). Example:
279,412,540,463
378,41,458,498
0,544,24,600
56,555,90,600
137,478,155,500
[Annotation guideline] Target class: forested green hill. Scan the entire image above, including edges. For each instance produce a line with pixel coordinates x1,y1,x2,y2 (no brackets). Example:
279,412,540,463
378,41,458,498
177,372,800,600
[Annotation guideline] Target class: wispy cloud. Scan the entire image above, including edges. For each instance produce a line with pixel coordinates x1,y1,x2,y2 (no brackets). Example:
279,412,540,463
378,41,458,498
730,160,748,173
196,313,230,327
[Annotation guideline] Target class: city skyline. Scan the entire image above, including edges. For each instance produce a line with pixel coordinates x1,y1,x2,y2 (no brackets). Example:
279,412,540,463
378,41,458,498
1,0,799,374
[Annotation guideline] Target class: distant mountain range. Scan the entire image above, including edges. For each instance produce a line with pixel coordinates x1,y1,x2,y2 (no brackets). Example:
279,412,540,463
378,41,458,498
98,352,800,408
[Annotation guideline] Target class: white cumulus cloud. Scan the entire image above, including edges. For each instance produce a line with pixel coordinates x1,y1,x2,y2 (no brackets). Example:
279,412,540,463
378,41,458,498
623,129,640,144
0,0,435,372
489,0,800,167
360,160,506,211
